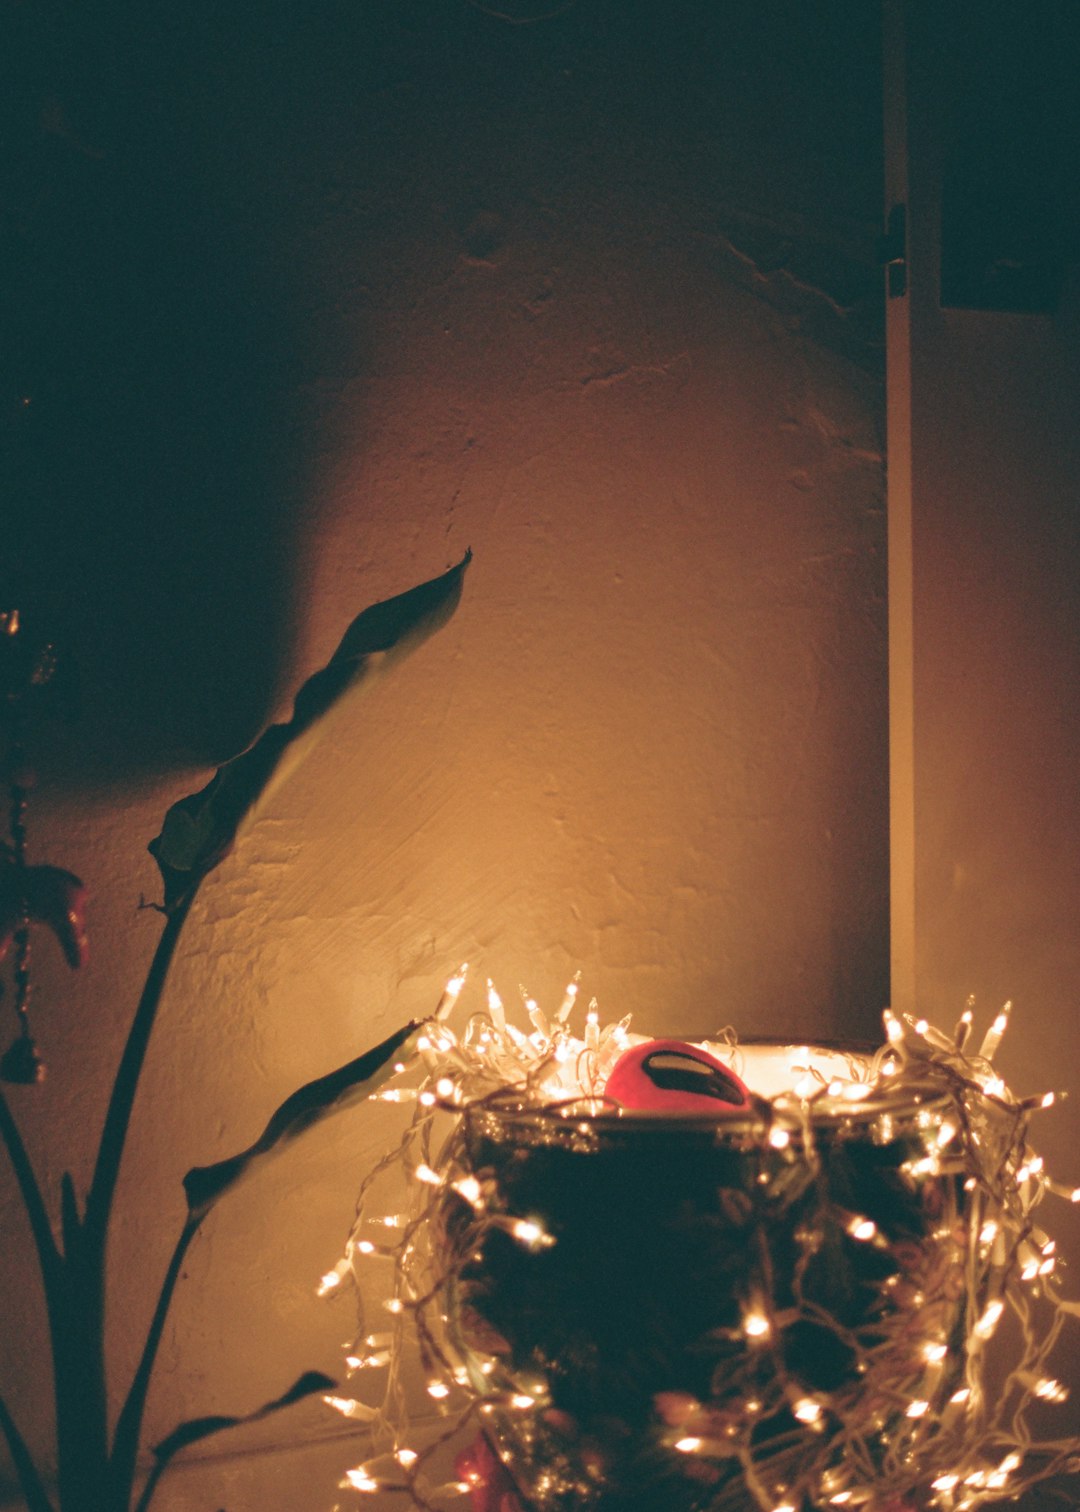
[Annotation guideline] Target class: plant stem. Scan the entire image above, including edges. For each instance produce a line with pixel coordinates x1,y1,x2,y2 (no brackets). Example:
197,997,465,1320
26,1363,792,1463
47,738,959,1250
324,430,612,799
52,1242,110,1512
0,1391,56,1512
108,1216,202,1510
45,892,195,1512
0,1086,60,1285
84,895,194,1250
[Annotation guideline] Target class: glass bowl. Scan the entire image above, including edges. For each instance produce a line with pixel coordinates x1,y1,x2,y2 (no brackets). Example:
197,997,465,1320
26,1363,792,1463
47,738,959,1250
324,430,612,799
433,1041,972,1512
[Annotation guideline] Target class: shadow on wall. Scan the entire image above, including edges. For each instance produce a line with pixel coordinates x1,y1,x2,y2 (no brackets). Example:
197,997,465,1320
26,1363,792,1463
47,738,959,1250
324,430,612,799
2,3,332,783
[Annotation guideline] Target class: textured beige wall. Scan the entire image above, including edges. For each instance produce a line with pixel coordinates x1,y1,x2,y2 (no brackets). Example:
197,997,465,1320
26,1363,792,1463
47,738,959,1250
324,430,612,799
0,3,886,1500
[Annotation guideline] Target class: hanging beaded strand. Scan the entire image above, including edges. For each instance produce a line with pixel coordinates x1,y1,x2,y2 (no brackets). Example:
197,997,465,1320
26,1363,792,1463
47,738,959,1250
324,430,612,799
2,727,44,1083
0,610,41,1081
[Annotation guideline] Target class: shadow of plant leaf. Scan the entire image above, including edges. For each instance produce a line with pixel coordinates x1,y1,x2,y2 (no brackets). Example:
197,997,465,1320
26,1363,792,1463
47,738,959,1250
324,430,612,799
183,1019,422,1219
148,551,471,910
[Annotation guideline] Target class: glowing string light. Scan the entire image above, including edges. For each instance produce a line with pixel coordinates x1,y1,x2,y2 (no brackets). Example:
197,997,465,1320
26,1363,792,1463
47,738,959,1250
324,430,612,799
330,981,1080,1512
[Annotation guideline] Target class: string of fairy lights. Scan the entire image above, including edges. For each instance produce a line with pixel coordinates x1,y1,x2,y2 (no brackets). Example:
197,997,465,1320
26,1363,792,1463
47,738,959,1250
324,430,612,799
318,970,1080,1511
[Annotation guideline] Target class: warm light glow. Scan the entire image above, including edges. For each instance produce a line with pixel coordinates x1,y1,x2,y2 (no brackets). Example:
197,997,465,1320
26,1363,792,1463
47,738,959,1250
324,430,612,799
317,1266,345,1296
975,1300,1004,1338
794,1398,823,1423
344,1468,379,1492
324,1396,376,1421
333,983,1080,1512
434,965,469,1021
453,1175,482,1205
510,1218,553,1249
979,1004,1011,1061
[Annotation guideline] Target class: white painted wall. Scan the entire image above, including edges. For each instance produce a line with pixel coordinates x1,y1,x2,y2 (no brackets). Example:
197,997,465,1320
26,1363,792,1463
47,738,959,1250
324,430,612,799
0,4,887,1503
886,0,1080,1446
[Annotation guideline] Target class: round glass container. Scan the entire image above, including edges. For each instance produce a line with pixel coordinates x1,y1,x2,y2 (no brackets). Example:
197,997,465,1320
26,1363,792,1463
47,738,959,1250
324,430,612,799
434,1042,972,1512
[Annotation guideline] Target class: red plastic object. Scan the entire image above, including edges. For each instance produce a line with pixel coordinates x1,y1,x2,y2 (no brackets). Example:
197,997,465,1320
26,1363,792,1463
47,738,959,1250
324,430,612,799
603,1038,752,1113
455,1433,525,1512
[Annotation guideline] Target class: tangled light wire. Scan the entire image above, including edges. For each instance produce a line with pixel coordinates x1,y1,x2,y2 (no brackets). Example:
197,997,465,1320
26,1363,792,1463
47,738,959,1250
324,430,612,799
319,971,1080,1511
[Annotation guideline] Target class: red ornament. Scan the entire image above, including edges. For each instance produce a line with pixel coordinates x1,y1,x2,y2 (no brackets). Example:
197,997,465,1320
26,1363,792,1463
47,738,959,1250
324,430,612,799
603,1038,752,1113
455,1433,525,1512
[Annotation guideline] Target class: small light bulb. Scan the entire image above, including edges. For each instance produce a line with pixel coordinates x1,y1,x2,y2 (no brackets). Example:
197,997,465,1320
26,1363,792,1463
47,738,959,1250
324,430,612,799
975,1299,1003,1338
675,1436,703,1453
427,1381,450,1399
743,1311,770,1339
511,1218,552,1248
397,1448,418,1468
794,1398,822,1423
906,1400,930,1418
344,1469,379,1492
769,1126,791,1149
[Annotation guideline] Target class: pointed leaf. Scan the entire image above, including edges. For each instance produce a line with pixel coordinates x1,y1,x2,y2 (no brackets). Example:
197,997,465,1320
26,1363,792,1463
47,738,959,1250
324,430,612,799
149,551,471,909
0,1391,55,1512
183,1018,421,1218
